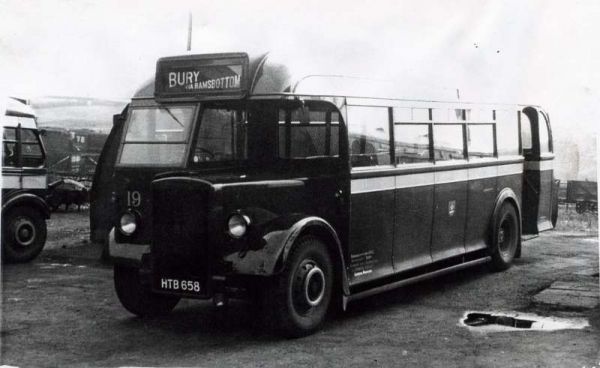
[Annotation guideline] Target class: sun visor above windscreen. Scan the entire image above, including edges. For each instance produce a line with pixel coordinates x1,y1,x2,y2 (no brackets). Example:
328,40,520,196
155,53,249,101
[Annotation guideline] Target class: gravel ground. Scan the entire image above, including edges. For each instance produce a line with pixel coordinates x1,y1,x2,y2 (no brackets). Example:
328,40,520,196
1,207,598,367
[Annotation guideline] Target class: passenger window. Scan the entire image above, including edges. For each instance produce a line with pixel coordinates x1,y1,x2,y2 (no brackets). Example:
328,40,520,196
433,124,465,161
347,106,391,167
467,124,495,159
278,104,340,159
538,112,551,153
394,124,431,164
496,110,519,156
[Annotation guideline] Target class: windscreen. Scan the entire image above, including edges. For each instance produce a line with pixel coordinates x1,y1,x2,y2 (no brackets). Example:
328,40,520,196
119,106,195,166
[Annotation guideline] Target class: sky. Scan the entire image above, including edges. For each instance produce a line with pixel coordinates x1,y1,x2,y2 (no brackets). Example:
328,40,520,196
1,0,599,139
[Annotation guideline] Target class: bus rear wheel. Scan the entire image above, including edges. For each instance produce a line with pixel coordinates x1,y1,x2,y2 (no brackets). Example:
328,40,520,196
114,265,179,317
2,207,47,263
269,236,333,338
490,203,519,271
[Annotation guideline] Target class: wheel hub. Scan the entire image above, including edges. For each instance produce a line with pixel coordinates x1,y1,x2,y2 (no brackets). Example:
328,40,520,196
13,217,36,247
293,260,327,312
303,265,325,307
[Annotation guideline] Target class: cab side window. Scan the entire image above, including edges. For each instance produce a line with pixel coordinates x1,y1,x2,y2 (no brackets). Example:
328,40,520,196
3,127,17,167
347,106,391,167
278,103,340,159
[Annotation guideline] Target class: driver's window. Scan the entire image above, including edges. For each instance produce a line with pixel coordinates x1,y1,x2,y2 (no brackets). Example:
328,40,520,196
193,108,247,163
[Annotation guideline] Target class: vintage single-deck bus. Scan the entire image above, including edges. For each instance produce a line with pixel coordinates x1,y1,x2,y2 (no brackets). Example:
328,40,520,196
2,97,50,262
93,52,558,336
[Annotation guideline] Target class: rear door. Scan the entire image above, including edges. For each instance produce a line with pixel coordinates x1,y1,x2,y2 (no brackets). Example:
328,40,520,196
521,107,555,234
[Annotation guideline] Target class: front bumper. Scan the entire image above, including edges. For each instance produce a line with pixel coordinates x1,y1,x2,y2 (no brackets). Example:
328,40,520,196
108,228,150,264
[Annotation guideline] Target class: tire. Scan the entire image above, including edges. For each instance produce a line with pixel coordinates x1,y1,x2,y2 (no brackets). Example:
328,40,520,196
490,203,519,271
2,206,47,263
114,265,179,317
269,236,334,338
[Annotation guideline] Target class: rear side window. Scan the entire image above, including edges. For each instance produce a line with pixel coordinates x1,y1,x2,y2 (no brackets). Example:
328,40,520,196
347,106,391,167
467,124,495,159
433,124,465,161
538,112,551,153
520,111,532,151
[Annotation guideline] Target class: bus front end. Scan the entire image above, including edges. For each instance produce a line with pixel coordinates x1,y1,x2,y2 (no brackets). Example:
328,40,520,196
107,53,348,337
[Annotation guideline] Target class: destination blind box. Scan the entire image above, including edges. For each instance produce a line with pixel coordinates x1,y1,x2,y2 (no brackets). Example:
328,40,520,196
155,53,249,101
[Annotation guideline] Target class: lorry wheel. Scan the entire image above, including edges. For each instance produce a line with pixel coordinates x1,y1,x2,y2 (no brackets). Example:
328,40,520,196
114,265,179,317
490,203,519,271
2,207,47,263
270,236,333,338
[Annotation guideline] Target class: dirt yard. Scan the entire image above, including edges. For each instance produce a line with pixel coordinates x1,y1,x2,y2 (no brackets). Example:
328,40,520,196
1,206,598,367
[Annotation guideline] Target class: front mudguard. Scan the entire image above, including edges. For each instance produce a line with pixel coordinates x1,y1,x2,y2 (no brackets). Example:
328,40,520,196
223,215,350,296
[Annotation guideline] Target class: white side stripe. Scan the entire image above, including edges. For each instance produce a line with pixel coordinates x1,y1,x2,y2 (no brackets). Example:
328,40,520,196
351,176,394,194
498,163,523,176
435,169,468,185
1,174,47,189
395,172,434,189
351,162,525,194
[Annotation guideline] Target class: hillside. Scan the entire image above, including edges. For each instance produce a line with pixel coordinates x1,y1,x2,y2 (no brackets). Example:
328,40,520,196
31,96,127,134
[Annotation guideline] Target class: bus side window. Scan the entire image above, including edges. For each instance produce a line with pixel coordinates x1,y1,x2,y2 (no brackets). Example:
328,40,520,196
433,124,465,161
3,127,17,167
347,106,391,167
520,111,533,152
496,110,519,156
20,129,44,167
467,124,495,159
394,124,431,164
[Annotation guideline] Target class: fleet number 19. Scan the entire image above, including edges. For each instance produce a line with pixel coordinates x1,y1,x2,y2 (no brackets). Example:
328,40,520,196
127,190,141,207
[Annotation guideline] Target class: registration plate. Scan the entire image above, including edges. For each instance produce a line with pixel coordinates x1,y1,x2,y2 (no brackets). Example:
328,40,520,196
159,278,202,294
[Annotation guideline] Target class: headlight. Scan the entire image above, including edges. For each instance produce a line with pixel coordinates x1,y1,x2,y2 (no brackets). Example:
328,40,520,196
227,213,250,238
119,212,137,236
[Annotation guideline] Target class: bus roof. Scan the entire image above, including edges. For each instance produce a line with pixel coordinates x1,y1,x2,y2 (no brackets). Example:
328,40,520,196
3,97,37,129
132,52,542,109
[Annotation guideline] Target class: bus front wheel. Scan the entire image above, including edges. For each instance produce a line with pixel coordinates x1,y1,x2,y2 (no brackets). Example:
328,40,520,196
269,236,333,338
114,265,179,317
2,206,47,263
490,203,519,271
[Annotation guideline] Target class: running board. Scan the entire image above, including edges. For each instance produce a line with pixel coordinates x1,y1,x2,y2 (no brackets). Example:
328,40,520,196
343,257,491,308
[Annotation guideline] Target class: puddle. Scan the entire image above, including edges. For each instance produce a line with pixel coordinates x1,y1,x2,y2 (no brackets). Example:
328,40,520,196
460,311,589,332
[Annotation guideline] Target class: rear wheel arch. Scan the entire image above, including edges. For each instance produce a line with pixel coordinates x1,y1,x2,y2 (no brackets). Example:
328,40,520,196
490,189,522,259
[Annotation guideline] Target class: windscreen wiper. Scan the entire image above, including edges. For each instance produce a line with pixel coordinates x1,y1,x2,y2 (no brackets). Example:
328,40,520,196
162,107,185,128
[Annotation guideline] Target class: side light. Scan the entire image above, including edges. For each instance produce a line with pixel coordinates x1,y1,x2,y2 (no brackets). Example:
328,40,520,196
227,213,250,239
119,212,137,236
